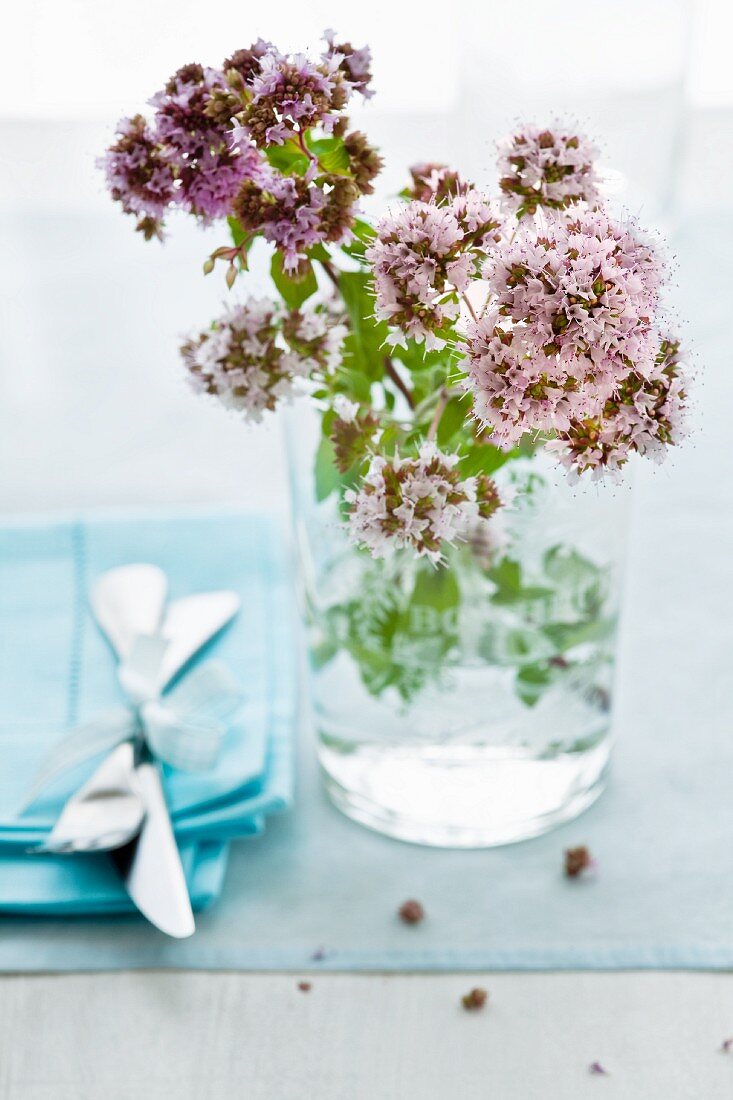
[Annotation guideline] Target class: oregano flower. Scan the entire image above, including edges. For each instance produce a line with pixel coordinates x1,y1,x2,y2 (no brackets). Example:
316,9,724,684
346,443,501,562
497,124,602,218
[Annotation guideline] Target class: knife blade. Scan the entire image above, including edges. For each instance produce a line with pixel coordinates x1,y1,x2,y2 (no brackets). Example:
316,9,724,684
157,590,240,693
112,758,195,938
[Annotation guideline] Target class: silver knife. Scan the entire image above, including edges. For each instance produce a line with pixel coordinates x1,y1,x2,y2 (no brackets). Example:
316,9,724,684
112,747,195,939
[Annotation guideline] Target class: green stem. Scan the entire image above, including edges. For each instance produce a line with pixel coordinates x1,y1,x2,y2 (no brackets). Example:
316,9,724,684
461,292,479,325
427,387,449,441
383,358,415,410
319,258,342,292
318,256,416,412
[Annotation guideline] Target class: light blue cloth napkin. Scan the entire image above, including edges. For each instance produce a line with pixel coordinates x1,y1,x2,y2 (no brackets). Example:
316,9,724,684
0,510,295,913
0,841,228,914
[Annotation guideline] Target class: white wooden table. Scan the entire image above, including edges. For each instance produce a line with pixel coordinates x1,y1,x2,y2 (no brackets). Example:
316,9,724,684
2,972,733,1100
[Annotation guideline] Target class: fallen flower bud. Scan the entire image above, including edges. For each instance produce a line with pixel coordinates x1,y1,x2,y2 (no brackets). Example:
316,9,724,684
398,899,425,925
565,845,593,878
461,987,488,1011
297,981,312,992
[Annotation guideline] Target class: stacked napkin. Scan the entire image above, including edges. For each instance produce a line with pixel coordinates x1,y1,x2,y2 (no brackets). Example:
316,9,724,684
0,512,295,914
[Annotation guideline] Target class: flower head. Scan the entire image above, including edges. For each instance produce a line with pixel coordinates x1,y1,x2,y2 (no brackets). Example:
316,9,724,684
497,124,602,218
150,63,255,220
99,115,176,239
237,48,347,147
484,205,666,394
322,29,374,99
464,312,582,447
346,443,501,562
406,163,469,205
102,33,378,250
233,162,361,272
222,40,273,84
343,130,383,195
181,298,341,421
233,166,327,271
330,396,379,473
550,336,689,479
151,64,224,156
367,196,500,350
282,306,347,374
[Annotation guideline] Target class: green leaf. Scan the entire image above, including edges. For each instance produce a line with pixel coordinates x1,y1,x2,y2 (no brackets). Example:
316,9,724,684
308,135,351,175
335,362,373,403
306,242,332,262
488,557,552,606
264,141,309,176
314,437,342,502
411,564,460,615
352,219,376,244
487,558,522,599
436,395,470,447
270,254,318,310
309,637,339,670
227,216,248,247
516,663,555,707
458,442,517,478
337,271,389,379
543,546,598,587
341,218,375,259
543,617,614,653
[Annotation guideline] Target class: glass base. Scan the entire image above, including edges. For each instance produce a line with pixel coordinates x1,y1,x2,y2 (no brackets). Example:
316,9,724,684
319,740,610,848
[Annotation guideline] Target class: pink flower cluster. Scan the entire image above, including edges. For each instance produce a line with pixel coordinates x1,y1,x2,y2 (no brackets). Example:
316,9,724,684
181,298,346,422
497,125,602,218
367,196,502,350
406,163,469,205
101,32,377,253
346,443,501,562
549,337,688,478
466,206,668,448
464,312,580,447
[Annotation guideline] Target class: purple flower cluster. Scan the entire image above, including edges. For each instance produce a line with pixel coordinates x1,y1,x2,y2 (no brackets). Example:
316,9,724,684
497,125,602,218
488,206,663,377
235,51,345,148
181,298,346,422
232,163,362,274
149,64,252,220
101,64,253,234
322,29,375,100
101,33,378,255
346,443,501,562
367,195,502,350
101,115,176,240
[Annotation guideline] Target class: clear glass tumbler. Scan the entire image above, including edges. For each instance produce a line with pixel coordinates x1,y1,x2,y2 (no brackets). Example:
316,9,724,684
287,407,631,847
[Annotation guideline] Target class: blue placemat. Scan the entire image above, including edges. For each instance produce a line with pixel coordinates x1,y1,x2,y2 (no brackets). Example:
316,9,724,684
0,393,731,966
